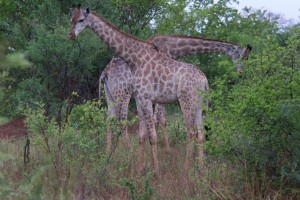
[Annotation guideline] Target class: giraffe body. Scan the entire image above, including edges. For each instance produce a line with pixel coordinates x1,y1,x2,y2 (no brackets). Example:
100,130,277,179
100,35,251,151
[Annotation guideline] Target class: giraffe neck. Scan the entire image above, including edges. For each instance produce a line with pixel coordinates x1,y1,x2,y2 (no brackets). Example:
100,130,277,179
87,13,151,68
148,35,243,60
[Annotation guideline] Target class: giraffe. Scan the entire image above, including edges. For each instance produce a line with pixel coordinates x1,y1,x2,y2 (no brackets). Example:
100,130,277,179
100,35,252,151
69,5,209,176
100,56,172,152
99,57,133,151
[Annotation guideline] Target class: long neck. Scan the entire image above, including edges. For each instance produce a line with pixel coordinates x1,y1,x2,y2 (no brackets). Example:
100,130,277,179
147,35,243,61
87,13,149,68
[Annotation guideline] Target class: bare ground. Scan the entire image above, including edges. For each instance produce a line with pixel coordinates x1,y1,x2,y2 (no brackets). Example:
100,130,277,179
0,117,140,140
0,117,28,140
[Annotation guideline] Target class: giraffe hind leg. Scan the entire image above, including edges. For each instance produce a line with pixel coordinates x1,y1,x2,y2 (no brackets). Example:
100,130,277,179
137,100,160,177
117,94,132,150
196,108,205,167
179,96,201,172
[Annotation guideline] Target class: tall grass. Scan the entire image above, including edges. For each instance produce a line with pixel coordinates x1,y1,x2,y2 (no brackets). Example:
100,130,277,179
0,102,298,199
1,138,293,199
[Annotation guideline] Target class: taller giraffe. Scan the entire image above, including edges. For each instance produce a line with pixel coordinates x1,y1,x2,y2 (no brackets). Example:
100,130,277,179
100,35,252,150
69,5,208,175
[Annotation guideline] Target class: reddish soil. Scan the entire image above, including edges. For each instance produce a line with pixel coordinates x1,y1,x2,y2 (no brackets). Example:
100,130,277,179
0,117,28,140
127,123,139,134
0,116,139,140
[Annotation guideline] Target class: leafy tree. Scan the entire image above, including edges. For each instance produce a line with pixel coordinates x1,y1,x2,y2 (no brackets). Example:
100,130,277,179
206,29,300,187
113,0,168,38
0,1,113,120
1,0,300,198
0,36,30,120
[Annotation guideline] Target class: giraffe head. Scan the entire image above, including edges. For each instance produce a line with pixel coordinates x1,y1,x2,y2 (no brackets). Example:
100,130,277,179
232,45,252,73
229,44,252,61
69,4,91,40
241,45,252,60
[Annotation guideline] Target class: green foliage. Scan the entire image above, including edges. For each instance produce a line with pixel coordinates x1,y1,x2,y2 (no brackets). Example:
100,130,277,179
164,104,186,145
154,0,195,35
120,178,136,200
20,101,111,199
206,30,300,187
1,0,300,198
113,0,167,37
25,100,108,162
120,173,154,200
64,101,108,161
9,1,111,119
0,53,30,70
0,35,31,117
0,0,16,19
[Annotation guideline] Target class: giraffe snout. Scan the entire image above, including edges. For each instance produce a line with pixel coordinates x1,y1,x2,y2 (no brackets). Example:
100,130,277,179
68,33,76,40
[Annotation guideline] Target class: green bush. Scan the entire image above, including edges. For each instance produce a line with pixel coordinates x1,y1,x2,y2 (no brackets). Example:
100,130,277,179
206,31,300,189
22,101,114,199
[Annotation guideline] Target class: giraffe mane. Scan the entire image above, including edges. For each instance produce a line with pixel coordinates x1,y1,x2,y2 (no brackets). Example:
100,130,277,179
91,12,153,47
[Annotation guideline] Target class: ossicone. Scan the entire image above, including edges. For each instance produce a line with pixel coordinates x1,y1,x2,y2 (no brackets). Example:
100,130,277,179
246,45,252,51
241,44,252,60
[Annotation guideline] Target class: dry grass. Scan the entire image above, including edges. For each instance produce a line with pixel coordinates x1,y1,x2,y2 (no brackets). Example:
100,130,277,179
1,134,296,200
0,107,297,199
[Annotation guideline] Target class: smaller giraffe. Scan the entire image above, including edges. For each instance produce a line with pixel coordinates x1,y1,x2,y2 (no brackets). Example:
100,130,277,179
99,57,133,150
100,35,252,151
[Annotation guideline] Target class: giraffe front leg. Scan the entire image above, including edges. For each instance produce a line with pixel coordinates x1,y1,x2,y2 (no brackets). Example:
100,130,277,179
105,93,117,152
145,105,160,177
197,131,205,167
160,106,171,151
148,122,159,177
183,128,196,172
157,105,171,151
161,120,170,152
136,103,147,174
106,126,112,152
138,129,147,175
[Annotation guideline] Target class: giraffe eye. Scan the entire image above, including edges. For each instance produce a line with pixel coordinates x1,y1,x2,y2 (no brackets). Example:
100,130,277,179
78,19,84,23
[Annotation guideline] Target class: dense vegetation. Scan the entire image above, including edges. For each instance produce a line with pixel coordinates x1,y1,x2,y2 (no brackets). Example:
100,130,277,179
1,0,299,199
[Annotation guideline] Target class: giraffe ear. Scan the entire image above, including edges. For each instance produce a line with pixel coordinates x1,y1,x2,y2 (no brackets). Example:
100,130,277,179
83,7,90,17
246,45,252,51
242,45,252,60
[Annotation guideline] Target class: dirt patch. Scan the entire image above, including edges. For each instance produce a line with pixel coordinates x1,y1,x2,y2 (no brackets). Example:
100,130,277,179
0,116,139,140
127,123,139,134
0,117,28,140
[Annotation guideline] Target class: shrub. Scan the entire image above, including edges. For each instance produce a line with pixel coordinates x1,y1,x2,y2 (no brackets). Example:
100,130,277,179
206,32,300,193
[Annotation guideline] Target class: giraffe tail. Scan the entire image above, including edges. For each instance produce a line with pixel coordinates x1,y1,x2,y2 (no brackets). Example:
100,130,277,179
99,71,115,104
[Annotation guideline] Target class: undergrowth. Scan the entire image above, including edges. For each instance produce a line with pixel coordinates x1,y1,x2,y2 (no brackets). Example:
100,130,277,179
1,100,299,199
